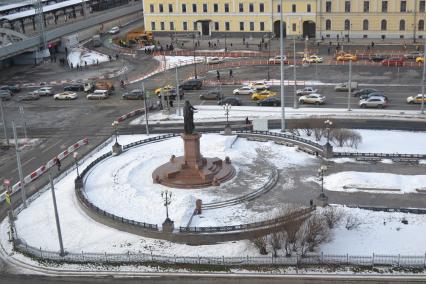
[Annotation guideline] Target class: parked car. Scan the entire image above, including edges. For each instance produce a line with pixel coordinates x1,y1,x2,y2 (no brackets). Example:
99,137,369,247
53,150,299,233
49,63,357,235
217,97,242,106
233,86,255,95
299,94,326,105
352,88,378,97
336,53,358,61
54,91,78,100
404,51,423,59
155,85,175,95
257,97,281,106
248,82,270,90
32,87,53,96
199,90,222,100
359,96,388,108
416,56,424,63
87,90,109,100
334,82,358,92
359,92,388,101
18,93,40,101
382,57,404,67
206,57,224,64
0,85,20,93
180,79,202,90
268,55,289,64
302,55,323,63
0,91,12,101
251,90,277,101
407,94,426,104
108,26,120,34
296,87,318,96
368,54,388,62
64,84,84,92
122,89,145,100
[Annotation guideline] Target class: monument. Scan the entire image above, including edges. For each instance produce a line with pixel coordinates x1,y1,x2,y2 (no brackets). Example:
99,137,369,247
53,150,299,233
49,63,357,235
152,101,236,188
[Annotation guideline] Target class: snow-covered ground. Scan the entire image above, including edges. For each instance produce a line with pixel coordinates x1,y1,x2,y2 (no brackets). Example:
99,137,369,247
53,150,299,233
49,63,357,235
67,47,110,67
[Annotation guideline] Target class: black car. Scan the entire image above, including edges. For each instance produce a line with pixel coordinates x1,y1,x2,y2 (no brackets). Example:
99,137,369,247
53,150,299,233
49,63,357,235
359,92,388,101
0,85,20,94
122,89,144,100
257,97,281,106
368,55,388,62
64,84,84,92
199,90,222,100
352,88,378,97
217,97,242,106
180,79,202,90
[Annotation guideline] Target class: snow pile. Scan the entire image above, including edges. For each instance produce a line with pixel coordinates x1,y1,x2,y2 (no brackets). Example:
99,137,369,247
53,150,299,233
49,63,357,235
67,47,110,67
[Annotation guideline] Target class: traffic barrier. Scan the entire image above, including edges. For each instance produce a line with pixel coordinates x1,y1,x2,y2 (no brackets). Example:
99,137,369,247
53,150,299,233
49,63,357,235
117,109,144,123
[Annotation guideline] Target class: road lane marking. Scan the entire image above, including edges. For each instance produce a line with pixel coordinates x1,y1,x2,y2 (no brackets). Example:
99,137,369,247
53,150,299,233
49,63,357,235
41,139,63,154
11,156,35,173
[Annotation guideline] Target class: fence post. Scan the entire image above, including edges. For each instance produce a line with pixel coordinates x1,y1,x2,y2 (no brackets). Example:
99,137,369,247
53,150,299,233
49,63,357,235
372,253,375,266
321,252,323,263
82,251,84,261
346,253,349,265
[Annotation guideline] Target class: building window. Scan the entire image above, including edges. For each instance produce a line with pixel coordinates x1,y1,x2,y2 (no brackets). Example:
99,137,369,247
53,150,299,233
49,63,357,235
277,4,281,13
151,21,155,30
363,19,369,30
240,22,244,31
400,1,406,12
193,22,197,30
292,4,296,12
382,1,388,12
203,4,207,12
260,22,265,31
325,19,331,30
326,1,331,12
183,21,188,30
225,3,229,12
192,4,197,12
400,19,405,30
419,20,425,31
420,1,425,12
149,4,154,13
182,4,186,12
239,3,244,12
307,4,311,12
363,1,369,12
214,3,218,12
345,1,351,12
214,22,219,30
168,4,173,13
170,22,174,30
260,3,264,12
249,3,254,12
250,22,254,31
225,22,230,30
160,22,164,30
344,19,350,31
159,4,163,12
381,19,387,30
292,23,296,31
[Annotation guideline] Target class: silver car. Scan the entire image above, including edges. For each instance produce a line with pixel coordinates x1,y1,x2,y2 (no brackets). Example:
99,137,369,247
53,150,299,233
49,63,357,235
233,86,255,95
359,96,388,108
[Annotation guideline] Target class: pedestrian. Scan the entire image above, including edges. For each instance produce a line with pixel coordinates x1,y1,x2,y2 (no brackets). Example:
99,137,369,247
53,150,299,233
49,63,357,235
329,41,332,46
214,43,216,47
65,47,68,55
216,70,220,80
337,34,339,41
371,41,375,48
197,40,200,46
115,54,119,60
181,42,184,48
245,117,251,130
217,38,219,45
229,69,233,77
70,62,73,69
96,59,99,65
327,47,330,55
76,63,79,70
84,61,87,68
321,35,324,41
55,158,61,171
243,36,245,44
166,44,169,50
317,41,320,47
108,55,112,61
208,41,211,47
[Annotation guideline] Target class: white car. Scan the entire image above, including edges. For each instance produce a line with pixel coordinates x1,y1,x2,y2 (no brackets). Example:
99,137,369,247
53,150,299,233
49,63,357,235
268,55,288,64
299,93,326,105
54,91,78,100
247,82,270,91
32,87,53,96
206,57,224,64
233,86,255,95
108,26,120,34
296,87,318,96
302,55,323,63
87,90,109,100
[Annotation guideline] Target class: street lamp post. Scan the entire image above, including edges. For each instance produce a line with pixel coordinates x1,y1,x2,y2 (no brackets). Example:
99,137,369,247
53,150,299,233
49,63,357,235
293,37,298,109
279,0,286,132
3,179,15,241
223,103,231,127
161,190,172,220
48,168,65,256
318,165,328,198
73,152,79,178
324,119,333,144
0,99,9,146
267,32,271,81
347,59,352,111
192,33,198,79
112,120,119,144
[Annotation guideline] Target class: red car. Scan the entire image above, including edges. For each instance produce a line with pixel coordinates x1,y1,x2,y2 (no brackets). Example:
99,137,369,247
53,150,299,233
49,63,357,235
381,57,404,67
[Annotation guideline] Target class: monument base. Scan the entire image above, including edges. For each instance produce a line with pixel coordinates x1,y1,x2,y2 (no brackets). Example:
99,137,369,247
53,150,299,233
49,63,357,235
162,218,174,233
315,193,329,207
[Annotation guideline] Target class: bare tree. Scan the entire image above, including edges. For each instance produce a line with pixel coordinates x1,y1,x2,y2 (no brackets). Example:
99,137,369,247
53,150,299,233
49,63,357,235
345,215,361,230
268,232,282,257
313,127,324,141
297,214,329,255
252,235,268,255
323,207,344,229
347,131,362,149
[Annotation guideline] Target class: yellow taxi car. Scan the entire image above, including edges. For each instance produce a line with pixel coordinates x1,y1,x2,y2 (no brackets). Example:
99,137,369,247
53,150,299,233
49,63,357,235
154,85,174,95
416,56,424,63
407,94,426,104
336,53,358,61
251,90,277,101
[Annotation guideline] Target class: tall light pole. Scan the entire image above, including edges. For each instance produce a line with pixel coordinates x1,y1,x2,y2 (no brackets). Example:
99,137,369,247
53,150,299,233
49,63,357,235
0,99,9,146
161,190,172,221
267,32,271,81
73,152,79,178
421,41,426,114
324,119,333,144
318,165,327,197
175,65,181,116
48,168,65,256
192,33,198,79
12,121,26,208
18,105,27,140
347,59,352,111
293,37,298,109
223,103,231,127
279,0,286,132
141,83,150,135
112,120,119,144
4,179,15,241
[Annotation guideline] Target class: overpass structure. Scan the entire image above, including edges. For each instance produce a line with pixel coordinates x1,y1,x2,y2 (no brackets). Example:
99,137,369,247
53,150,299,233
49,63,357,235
0,2,143,61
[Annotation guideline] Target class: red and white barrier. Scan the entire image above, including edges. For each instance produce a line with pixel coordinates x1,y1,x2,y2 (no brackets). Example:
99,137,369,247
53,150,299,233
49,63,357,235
0,138,89,202
117,109,144,123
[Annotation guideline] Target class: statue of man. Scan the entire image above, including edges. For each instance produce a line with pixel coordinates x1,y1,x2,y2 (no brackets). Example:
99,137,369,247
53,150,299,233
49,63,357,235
183,100,197,134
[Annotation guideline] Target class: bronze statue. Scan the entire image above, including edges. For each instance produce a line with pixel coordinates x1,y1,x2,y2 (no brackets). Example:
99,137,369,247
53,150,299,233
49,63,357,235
183,100,196,134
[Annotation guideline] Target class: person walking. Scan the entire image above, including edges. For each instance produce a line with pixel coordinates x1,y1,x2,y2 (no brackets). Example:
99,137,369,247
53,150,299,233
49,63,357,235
216,70,220,80
229,69,233,77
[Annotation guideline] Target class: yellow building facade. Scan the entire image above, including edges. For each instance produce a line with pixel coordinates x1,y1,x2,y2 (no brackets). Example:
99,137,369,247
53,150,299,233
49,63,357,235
143,0,426,39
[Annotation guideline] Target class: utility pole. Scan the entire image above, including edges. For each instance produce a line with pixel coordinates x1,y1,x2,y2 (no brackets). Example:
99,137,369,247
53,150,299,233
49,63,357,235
49,169,65,256
175,65,181,116
12,121,26,208
347,59,352,111
293,37,298,109
267,32,271,81
18,105,27,140
0,99,9,145
421,41,426,114
192,33,197,79
279,0,286,132
141,83,150,135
